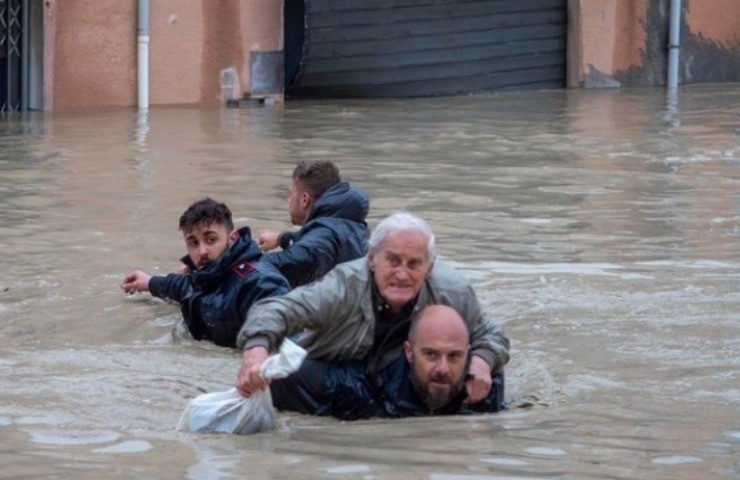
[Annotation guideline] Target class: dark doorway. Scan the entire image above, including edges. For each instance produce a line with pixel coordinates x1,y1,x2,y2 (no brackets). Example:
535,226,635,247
284,0,306,93
286,0,567,98
0,0,23,112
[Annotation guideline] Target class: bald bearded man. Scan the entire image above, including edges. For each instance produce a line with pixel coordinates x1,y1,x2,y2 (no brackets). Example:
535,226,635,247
268,305,505,420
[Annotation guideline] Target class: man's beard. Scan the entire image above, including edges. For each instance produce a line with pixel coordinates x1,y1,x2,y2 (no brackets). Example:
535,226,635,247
196,259,214,270
408,359,466,413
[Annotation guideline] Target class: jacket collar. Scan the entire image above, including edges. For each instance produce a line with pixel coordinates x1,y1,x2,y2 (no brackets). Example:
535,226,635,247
181,226,261,289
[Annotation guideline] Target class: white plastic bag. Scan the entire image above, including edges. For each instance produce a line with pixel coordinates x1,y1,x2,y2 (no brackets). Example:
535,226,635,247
177,339,307,435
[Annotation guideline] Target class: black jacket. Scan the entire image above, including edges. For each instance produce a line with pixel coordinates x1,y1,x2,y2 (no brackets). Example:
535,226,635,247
265,182,369,288
148,227,290,348
270,352,505,420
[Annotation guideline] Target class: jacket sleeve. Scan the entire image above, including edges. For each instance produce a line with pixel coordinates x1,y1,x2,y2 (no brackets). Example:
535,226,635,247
460,282,510,372
236,265,356,353
266,225,339,287
278,231,299,250
148,273,191,303
430,263,510,372
235,270,291,323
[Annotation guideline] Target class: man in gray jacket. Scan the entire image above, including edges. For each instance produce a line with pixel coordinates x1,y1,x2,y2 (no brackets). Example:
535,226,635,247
235,211,509,405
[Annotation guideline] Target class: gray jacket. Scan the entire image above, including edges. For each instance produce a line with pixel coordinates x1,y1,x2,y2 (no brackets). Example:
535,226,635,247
237,257,510,371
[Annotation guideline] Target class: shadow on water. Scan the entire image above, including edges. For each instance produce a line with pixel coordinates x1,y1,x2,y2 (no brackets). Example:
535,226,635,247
0,85,738,479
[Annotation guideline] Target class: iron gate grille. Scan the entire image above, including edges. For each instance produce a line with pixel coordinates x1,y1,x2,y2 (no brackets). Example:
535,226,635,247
1,0,23,113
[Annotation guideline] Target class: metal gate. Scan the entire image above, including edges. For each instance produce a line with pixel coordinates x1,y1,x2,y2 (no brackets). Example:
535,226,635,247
0,0,24,113
287,0,568,98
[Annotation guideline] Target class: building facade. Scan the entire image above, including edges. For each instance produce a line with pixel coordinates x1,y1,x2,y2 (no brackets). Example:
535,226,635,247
1,0,738,111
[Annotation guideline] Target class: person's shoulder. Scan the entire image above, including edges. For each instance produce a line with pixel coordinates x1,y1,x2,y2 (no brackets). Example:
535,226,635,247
233,259,289,286
428,259,472,291
430,259,467,280
316,257,369,285
230,260,258,279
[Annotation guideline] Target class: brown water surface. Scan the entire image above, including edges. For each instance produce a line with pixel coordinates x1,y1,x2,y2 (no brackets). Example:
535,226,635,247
0,85,738,479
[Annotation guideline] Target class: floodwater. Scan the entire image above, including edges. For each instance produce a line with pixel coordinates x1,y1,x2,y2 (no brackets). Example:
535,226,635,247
0,84,738,479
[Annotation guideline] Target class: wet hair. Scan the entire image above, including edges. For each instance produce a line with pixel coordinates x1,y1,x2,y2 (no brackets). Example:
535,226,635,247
368,211,436,263
292,160,341,199
178,197,234,233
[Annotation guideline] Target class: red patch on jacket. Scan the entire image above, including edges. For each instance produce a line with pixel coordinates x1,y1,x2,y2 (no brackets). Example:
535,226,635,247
232,261,255,279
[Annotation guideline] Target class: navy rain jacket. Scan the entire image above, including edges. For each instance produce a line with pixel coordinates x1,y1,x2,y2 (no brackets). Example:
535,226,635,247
148,227,290,348
265,181,369,288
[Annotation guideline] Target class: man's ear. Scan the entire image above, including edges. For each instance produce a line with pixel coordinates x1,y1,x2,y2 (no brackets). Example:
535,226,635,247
300,191,312,210
403,340,413,363
228,229,239,243
367,251,376,272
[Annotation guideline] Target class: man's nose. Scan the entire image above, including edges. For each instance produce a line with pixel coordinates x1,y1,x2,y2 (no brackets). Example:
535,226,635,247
394,267,410,280
433,358,451,376
198,244,210,257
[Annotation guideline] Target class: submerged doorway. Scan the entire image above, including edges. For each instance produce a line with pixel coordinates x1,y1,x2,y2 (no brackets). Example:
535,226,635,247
1,0,42,112
284,0,567,98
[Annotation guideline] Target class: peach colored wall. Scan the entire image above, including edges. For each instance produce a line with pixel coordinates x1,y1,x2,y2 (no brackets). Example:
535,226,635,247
685,0,740,47
200,0,246,103
241,0,282,92
148,0,282,105
149,1,204,105
568,0,647,87
52,0,137,109
569,0,740,88
48,0,281,109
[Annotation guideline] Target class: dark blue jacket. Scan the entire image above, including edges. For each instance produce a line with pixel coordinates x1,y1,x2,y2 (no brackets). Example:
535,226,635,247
270,353,505,420
265,182,369,288
148,227,290,348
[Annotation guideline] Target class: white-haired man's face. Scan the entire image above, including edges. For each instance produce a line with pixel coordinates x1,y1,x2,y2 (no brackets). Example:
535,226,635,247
368,230,431,313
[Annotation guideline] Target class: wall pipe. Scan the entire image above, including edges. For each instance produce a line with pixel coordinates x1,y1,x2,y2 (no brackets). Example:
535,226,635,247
137,0,150,109
667,0,681,89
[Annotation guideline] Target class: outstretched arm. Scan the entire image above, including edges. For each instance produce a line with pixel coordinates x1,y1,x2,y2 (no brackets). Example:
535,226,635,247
120,270,152,294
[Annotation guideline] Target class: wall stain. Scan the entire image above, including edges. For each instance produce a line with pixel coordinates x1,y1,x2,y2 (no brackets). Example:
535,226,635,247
614,0,740,87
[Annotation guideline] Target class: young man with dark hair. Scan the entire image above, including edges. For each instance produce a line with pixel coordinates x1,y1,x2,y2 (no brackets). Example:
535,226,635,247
121,197,290,348
257,160,370,288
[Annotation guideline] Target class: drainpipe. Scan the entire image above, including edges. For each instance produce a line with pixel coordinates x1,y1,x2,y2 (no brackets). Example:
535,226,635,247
137,0,150,109
667,0,681,89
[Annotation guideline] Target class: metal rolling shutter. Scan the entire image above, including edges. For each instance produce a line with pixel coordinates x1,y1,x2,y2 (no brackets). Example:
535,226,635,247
287,0,567,98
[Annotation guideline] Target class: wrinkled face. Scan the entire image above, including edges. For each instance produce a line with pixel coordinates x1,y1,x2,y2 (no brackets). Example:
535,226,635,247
405,321,469,411
183,221,234,270
287,179,311,226
368,230,431,312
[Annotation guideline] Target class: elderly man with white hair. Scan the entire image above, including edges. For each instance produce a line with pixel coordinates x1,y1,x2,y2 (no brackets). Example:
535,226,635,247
235,211,510,407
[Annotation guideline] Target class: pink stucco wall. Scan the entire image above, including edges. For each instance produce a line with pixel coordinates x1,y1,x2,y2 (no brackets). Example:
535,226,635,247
685,0,740,47
568,0,647,87
149,2,204,105
42,0,740,108
46,0,281,109
570,0,740,87
49,0,137,109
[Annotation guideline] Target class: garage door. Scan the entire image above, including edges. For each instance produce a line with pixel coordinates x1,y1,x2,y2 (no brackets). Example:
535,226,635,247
286,0,567,98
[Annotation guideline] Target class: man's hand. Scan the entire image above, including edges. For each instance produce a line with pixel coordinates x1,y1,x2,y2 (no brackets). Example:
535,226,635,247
257,231,280,252
235,346,270,397
120,270,152,294
465,355,493,404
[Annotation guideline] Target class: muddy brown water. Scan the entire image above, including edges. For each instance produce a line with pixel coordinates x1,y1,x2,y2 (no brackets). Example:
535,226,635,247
0,85,738,479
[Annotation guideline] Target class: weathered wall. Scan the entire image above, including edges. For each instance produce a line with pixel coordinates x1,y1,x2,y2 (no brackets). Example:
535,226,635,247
45,0,281,109
570,0,740,88
47,0,137,109
149,1,204,105
681,0,740,84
